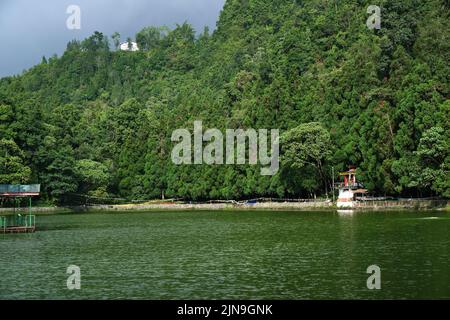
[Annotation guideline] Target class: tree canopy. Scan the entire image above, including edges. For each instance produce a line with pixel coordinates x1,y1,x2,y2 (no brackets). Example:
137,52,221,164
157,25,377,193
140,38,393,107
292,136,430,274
0,0,448,203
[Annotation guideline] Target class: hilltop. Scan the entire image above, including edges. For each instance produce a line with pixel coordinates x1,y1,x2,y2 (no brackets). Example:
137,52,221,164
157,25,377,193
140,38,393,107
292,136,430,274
0,0,448,203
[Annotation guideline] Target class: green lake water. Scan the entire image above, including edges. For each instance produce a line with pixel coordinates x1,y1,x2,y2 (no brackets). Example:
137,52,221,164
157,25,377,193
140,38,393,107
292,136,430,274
1,210,449,299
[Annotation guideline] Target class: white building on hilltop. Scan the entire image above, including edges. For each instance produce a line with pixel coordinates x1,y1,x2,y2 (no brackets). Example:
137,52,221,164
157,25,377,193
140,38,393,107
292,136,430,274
120,41,139,52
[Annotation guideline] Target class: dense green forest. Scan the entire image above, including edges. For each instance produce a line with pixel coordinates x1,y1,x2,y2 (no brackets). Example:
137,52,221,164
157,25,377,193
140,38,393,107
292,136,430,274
0,0,449,203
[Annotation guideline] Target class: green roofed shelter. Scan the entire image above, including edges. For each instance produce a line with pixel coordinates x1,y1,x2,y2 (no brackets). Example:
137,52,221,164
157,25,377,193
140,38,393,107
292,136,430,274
0,184,40,233
0,184,40,197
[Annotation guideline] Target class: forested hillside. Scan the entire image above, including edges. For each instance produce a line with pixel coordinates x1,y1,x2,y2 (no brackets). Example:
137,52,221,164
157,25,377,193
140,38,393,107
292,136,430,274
0,0,448,203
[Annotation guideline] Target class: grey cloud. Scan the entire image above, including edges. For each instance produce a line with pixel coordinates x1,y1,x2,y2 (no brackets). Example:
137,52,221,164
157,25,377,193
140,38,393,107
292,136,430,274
0,0,225,77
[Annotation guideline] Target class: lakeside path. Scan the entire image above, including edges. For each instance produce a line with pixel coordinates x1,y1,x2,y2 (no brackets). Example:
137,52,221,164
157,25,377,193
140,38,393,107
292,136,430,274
0,201,333,213
0,199,448,213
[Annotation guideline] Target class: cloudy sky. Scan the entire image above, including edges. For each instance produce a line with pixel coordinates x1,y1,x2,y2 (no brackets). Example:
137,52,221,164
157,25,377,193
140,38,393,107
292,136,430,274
0,0,226,78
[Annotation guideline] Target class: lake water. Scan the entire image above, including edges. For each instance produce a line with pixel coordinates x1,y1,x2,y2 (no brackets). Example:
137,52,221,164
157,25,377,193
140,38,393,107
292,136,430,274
1,210,449,299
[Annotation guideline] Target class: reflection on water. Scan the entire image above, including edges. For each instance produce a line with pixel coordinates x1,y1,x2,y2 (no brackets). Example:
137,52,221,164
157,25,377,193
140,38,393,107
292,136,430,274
0,210,449,299
337,210,356,217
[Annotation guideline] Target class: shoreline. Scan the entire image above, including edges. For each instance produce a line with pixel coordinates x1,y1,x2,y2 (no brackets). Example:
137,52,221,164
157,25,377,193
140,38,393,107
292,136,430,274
0,199,448,214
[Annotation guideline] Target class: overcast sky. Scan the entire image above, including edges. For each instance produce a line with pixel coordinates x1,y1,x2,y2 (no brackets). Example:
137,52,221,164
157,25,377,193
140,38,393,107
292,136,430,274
0,0,226,78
